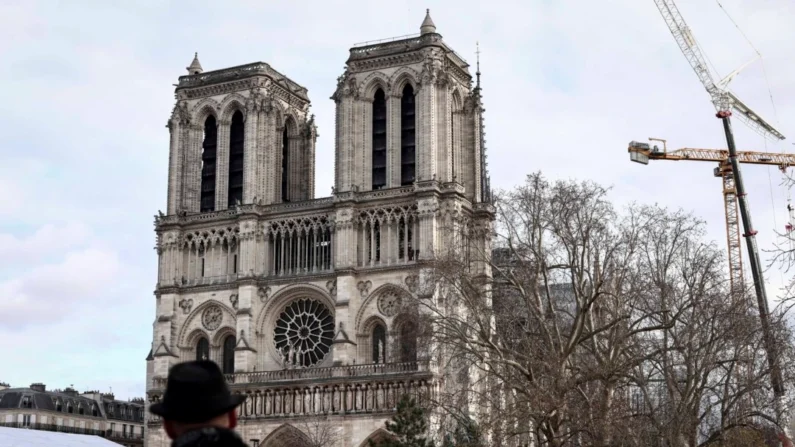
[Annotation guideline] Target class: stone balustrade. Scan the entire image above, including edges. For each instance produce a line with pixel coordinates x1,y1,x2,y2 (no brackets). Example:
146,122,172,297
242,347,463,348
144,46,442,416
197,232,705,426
147,362,433,425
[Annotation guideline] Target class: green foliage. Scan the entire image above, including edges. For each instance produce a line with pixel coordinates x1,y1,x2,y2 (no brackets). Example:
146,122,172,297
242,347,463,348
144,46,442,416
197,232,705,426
370,395,435,447
441,417,484,447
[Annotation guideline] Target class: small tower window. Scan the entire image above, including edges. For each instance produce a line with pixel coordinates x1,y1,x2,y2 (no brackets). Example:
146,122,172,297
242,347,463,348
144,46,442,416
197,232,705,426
281,126,290,202
228,110,245,206
222,334,236,374
372,324,386,364
196,337,210,361
400,84,416,186
200,116,218,213
372,89,387,190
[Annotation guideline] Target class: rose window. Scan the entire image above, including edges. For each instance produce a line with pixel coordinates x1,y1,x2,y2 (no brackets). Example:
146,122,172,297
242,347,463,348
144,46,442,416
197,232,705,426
274,298,334,367
202,305,223,331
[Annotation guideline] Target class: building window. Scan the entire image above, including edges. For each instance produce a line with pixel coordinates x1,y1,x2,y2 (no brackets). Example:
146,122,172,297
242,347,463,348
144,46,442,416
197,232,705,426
400,84,416,186
196,337,210,361
372,323,386,364
123,424,127,436
92,404,98,417
78,404,84,415
222,334,236,374
67,402,74,414
399,320,418,363
372,88,387,190
274,298,335,367
21,396,32,408
110,422,116,434
55,400,62,412
228,110,245,206
22,414,31,427
200,116,218,213
282,126,290,202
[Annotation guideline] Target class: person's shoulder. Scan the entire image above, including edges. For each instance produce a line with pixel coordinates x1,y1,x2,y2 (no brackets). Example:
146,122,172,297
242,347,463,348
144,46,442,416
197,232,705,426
172,426,248,447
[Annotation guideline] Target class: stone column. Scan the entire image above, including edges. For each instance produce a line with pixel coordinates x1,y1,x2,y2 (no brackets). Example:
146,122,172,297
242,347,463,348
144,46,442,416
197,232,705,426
215,120,231,211
152,293,179,379
243,106,259,204
388,93,401,188
234,284,257,372
417,82,437,182
166,119,181,215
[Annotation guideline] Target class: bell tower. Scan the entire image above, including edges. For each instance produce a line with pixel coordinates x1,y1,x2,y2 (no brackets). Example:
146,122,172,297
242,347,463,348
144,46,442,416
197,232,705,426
331,10,491,204
165,55,318,215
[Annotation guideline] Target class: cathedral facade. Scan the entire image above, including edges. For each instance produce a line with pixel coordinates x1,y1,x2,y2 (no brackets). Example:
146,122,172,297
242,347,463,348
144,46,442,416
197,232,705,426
146,11,491,447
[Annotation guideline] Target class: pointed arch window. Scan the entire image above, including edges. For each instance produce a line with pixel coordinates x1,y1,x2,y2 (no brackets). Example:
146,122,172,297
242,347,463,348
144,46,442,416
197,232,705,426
400,84,416,186
372,324,386,364
372,88,387,190
282,126,290,202
200,116,218,212
399,320,418,363
228,110,245,206
196,337,210,361
222,334,236,374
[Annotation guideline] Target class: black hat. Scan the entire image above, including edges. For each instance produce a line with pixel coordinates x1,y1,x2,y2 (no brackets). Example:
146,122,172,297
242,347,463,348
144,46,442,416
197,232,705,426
149,360,246,423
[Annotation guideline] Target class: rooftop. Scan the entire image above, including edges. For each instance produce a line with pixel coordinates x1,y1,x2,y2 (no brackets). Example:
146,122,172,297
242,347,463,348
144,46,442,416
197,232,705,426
0,426,123,447
176,60,309,102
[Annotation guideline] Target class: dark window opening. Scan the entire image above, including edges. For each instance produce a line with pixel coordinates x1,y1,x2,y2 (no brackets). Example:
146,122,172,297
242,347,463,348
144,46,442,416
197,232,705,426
271,222,333,276
56,401,62,412
282,126,290,202
222,335,236,374
372,89,387,190
200,116,218,212
400,84,416,186
67,404,73,414
79,406,85,415
233,254,238,274
372,324,386,364
201,257,205,277
399,321,418,363
365,221,381,263
228,111,245,206
397,216,415,261
450,108,455,179
196,337,210,361
92,405,98,417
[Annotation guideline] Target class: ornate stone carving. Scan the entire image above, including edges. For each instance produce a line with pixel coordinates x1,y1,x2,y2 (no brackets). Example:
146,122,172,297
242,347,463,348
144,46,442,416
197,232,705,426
326,280,337,297
258,286,272,303
274,298,334,368
178,298,193,315
377,292,402,317
201,305,223,331
405,275,419,293
357,281,372,297
229,294,239,310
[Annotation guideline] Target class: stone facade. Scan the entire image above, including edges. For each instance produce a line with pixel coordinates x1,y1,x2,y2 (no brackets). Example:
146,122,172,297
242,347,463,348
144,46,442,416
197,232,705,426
0,383,144,447
146,10,492,447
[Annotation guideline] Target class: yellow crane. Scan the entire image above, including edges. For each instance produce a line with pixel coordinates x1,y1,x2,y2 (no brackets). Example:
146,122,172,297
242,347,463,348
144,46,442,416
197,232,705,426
628,138,795,296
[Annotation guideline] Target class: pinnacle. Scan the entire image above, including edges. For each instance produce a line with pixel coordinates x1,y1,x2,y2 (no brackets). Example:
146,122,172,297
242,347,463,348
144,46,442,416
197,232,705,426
420,8,437,35
186,52,203,75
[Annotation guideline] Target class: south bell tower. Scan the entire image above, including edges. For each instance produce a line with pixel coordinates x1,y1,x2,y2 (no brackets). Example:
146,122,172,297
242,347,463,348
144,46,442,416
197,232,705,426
332,10,490,204
147,11,492,447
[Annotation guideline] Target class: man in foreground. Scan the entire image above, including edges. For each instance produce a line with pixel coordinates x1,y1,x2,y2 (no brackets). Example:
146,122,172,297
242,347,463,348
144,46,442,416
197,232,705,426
149,360,248,447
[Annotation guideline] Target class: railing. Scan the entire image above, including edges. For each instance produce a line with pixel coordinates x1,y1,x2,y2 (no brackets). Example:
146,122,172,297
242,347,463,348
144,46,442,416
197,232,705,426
225,361,426,385
176,62,307,98
0,422,143,441
349,34,443,59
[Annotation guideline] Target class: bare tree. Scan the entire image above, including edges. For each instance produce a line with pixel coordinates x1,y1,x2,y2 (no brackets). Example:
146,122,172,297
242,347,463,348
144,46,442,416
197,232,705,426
422,172,795,447
282,416,343,447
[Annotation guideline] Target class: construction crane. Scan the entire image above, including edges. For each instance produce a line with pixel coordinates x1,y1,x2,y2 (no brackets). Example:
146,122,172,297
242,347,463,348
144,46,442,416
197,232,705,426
628,139,795,296
652,0,788,435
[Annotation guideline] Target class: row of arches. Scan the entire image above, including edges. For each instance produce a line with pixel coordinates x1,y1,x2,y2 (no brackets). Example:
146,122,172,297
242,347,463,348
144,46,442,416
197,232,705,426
257,424,393,447
199,111,300,213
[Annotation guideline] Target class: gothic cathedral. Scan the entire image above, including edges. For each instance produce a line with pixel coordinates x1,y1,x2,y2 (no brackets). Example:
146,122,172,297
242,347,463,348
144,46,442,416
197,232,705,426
146,11,492,446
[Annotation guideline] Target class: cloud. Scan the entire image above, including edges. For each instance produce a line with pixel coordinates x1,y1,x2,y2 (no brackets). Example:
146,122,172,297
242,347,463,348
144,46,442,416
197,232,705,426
0,222,91,265
0,248,121,330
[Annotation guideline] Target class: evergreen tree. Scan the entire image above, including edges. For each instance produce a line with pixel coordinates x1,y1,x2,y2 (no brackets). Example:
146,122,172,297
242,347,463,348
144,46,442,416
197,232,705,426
370,395,435,447
441,417,484,447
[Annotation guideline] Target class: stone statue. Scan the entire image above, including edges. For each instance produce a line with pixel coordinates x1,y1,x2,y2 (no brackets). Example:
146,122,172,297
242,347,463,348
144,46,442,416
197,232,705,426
288,344,297,368
378,340,385,364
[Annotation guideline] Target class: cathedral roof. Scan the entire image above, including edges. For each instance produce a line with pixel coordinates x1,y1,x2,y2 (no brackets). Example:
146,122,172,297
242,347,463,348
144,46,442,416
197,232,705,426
420,9,437,35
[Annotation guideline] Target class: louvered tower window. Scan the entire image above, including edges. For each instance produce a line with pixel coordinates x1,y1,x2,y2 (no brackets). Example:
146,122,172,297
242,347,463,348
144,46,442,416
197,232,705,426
372,89,387,190
228,111,244,206
282,126,290,202
200,116,218,212
400,84,416,185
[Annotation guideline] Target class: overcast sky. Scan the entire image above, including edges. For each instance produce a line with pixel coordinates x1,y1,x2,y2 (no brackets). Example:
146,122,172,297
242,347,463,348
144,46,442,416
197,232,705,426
1,0,793,400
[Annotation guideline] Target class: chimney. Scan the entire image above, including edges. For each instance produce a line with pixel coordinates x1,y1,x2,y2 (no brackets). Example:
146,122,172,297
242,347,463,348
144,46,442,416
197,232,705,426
30,383,46,392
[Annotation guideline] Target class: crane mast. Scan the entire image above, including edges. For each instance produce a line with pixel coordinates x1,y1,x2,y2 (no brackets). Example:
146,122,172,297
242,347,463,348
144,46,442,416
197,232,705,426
652,2,788,427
